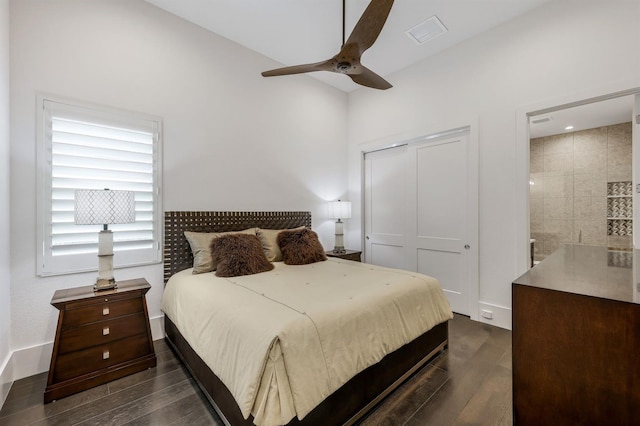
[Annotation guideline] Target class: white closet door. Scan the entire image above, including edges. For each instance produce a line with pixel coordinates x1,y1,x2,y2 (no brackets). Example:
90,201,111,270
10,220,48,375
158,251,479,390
364,132,474,315
364,145,408,270
407,135,470,315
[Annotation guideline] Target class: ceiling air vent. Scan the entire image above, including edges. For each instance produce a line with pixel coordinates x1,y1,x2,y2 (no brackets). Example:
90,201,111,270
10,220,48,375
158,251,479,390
530,114,553,125
406,15,448,45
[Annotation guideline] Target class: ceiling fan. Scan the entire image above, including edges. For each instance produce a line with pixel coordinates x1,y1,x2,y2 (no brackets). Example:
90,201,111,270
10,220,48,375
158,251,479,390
261,0,394,90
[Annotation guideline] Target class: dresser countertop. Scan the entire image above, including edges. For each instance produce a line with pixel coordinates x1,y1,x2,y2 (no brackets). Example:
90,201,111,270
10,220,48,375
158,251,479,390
513,244,638,304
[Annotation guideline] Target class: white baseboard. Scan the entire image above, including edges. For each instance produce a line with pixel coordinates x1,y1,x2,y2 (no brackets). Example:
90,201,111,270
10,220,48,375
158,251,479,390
150,314,165,341
0,352,13,409
8,315,166,385
477,301,512,330
12,342,53,382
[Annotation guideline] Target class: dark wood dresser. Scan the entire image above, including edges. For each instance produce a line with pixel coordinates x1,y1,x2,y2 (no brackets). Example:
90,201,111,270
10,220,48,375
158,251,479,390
325,250,362,262
44,278,156,403
512,245,640,425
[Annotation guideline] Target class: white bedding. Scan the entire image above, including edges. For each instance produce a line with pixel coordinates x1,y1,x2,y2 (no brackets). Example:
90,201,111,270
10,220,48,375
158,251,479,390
161,258,452,426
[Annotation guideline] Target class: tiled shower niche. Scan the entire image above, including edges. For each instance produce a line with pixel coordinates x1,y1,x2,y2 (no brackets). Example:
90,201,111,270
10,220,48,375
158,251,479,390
607,181,632,237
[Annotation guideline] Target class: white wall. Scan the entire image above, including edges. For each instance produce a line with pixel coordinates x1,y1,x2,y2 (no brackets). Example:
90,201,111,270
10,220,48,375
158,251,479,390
10,0,347,379
347,0,640,329
0,0,12,407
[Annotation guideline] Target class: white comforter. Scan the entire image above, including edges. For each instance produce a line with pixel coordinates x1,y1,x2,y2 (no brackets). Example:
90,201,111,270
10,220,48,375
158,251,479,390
161,258,452,426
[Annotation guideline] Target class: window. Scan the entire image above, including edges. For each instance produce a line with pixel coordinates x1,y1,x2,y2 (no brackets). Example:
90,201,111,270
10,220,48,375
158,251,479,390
37,96,162,276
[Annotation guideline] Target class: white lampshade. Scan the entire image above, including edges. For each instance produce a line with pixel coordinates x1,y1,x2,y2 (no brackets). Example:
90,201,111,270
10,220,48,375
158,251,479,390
328,201,352,220
75,189,136,225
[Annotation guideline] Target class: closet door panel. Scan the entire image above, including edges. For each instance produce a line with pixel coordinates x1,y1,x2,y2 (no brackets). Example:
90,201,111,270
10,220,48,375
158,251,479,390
408,136,469,315
364,146,408,270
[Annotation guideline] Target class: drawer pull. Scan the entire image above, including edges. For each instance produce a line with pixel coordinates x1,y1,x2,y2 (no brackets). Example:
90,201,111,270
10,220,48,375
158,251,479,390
103,350,110,360
103,327,110,336
102,307,109,316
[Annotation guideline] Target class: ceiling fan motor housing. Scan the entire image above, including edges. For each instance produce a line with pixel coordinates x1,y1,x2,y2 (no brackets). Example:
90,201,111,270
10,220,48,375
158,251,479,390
337,62,352,73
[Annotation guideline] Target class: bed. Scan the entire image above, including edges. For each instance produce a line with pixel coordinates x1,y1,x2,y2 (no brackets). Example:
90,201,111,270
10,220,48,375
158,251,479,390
162,211,452,426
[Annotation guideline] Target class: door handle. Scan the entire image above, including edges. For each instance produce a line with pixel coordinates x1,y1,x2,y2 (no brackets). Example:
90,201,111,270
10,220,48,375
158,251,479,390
464,244,470,250
366,236,370,240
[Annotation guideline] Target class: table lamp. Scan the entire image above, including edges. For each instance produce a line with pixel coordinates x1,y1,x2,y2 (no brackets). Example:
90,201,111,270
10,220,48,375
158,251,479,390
74,189,136,291
328,200,352,254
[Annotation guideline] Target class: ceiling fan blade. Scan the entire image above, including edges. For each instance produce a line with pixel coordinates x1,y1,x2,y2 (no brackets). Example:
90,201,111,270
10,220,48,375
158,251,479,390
261,0,394,90
262,60,333,77
344,0,394,56
348,65,392,90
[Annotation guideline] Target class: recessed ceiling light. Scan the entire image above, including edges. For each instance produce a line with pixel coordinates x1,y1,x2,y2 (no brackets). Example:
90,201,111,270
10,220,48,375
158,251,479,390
565,126,574,131
405,15,448,45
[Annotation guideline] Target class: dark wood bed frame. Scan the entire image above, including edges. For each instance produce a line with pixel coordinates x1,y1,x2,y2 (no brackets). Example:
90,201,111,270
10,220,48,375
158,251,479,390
163,211,449,426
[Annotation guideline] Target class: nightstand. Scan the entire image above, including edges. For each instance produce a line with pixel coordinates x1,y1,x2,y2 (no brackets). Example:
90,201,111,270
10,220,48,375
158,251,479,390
44,278,156,403
326,250,362,262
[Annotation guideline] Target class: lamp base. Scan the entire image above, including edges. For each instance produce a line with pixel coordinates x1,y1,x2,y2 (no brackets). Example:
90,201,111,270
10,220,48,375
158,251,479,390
94,278,117,292
96,230,116,292
333,220,346,255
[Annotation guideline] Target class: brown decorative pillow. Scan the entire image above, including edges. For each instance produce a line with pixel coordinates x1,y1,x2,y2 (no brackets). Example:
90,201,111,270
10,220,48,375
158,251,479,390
256,226,305,262
277,228,327,265
210,234,274,277
185,228,257,274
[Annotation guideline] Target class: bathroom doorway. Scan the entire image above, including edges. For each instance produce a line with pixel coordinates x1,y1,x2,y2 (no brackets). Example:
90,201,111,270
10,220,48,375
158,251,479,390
528,95,635,265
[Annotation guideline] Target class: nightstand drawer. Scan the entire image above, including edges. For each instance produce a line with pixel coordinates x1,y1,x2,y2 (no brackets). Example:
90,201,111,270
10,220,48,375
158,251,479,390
58,313,148,354
53,334,151,383
62,297,144,328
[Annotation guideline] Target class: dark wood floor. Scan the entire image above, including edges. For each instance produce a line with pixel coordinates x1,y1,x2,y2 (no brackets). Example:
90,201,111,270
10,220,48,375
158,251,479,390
0,314,512,425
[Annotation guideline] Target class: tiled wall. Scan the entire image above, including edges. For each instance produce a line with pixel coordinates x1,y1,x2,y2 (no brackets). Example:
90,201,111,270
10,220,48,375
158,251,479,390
530,122,632,261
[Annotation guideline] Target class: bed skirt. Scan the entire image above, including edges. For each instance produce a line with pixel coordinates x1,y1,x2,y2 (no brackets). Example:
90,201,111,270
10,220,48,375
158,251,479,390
164,315,448,426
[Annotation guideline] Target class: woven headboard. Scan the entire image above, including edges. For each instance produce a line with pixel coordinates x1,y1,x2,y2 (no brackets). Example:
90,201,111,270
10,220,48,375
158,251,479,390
163,211,312,283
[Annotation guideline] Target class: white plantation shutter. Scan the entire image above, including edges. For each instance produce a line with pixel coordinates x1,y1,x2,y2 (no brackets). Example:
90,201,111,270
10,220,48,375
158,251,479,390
37,97,162,276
